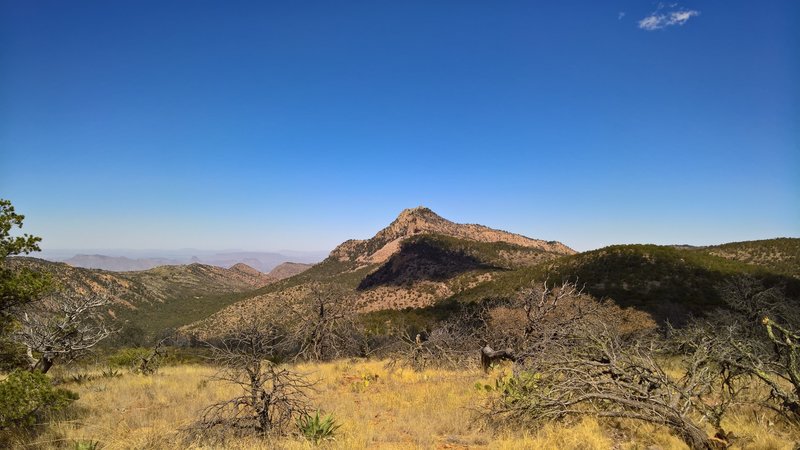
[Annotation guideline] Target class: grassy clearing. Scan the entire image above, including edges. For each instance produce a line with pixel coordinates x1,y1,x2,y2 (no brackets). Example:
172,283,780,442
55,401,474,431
17,360,800,449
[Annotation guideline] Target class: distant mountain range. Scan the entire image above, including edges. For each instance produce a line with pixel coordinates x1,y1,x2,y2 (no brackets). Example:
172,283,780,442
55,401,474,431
7,206,798,345
45,250,325,272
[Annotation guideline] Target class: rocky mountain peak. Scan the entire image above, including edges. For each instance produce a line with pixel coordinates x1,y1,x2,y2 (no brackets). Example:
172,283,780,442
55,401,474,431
381,206,451,240
328,207,575,264
394,206,440,222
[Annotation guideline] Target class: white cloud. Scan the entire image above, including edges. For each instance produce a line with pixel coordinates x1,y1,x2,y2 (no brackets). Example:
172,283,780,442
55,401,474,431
638,15,662,30
618,11,626,20
668,10,699,26
638,6,699,30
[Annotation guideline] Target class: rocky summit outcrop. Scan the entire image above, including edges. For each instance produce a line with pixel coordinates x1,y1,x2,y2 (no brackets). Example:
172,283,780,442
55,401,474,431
329,206,575,264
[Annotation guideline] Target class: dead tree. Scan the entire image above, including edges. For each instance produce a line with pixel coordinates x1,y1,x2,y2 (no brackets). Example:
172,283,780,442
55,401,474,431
761,316,800,417
385,305,486,371
481,280,596,368
132,336,169,375
13,293,115,373
485,324,731,450
196,318,313,438
685,277,800,422
287,284,363,361
479,281,734,448
667,322,748,432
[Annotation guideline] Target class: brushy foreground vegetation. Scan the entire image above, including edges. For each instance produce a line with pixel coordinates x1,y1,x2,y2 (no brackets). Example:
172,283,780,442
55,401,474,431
7,358,799,449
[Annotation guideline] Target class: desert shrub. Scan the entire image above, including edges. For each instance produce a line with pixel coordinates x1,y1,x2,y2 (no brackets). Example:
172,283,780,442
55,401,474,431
0,370,77,431
477,371,541,403
680,276,800,423
287,284,365,361
296,410,340,445
477,281,739,449
193,318,315,440
107,347,152,368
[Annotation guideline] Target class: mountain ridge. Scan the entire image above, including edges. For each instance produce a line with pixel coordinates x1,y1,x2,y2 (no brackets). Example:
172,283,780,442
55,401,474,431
329,206,574,264
56,251,325,272
5,257,276,343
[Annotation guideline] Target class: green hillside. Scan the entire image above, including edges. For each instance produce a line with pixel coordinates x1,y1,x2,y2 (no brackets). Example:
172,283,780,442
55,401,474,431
158,236,800,340
695,237,800,277
450,243,799,324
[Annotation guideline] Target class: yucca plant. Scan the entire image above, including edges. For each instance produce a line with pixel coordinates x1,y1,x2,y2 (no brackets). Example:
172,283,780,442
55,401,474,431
296,410,340,445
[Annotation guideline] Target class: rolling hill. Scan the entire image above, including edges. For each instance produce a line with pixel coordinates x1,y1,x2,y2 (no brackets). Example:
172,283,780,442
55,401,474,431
450,243,796,324
693,238,800,277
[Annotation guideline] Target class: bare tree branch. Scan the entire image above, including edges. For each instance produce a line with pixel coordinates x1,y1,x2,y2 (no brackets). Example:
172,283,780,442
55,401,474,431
192,317,314,440
485,323,731,450
13,292,115,373
286,284,363,361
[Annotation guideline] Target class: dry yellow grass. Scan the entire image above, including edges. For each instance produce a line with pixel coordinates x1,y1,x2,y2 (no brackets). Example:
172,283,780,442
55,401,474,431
17,360,800,449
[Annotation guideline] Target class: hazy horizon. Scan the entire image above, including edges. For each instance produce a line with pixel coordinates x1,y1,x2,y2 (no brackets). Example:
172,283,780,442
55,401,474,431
2,1,797,252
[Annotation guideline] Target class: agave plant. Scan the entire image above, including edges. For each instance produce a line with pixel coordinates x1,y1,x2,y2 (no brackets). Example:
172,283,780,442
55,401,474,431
296,410,341,445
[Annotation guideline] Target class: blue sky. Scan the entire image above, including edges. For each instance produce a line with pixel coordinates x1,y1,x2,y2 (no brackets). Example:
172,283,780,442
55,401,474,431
1,1,797,252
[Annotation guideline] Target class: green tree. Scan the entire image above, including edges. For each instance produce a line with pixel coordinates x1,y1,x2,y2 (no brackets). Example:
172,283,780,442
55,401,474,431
0,199,49,316
0,199,51,368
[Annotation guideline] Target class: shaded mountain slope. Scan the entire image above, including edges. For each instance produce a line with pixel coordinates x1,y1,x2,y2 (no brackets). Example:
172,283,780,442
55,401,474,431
182,209,578,339
357,238,500,290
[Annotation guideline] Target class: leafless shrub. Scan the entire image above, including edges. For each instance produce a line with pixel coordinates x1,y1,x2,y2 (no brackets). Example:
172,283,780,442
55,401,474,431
684,276,800,423
193,318,313,440
485,323,732,450
479,280,606,369
388,280,652,372
666,323,748,431
286,284,364,361
515,281,590,354
13,293,115,373
477,280,734,449
390,306,485,371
